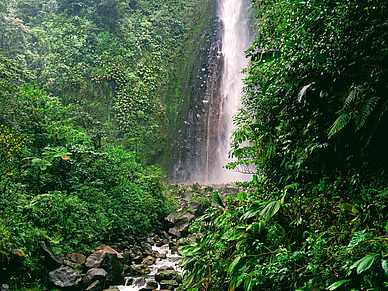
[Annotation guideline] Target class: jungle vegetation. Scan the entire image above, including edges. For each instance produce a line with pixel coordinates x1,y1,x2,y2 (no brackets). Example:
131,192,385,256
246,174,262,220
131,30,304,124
181,0,388,290
2,0,388,290
1,0,214,288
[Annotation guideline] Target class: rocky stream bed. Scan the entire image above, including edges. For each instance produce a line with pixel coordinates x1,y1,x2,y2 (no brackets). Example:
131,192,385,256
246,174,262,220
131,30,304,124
0,183,249,291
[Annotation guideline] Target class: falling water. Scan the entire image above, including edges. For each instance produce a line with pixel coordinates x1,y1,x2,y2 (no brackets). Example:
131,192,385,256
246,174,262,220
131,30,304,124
206,0,253,183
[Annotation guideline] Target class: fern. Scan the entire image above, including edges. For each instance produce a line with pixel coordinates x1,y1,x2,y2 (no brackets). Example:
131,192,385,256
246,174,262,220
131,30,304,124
328,112,351,138
344,85,363,107
355,96,380,131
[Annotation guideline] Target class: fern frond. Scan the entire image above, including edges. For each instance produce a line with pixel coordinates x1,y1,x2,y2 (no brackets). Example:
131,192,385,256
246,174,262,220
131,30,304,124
328,112,351,139
355,96,380,131
344,85,363,107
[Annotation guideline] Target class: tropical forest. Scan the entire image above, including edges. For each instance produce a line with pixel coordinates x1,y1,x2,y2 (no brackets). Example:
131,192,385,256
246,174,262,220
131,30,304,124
1,0,388,290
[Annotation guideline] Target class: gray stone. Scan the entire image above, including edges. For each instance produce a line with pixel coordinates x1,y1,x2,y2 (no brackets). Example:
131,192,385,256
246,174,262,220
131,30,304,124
49,266,81,288
168,227,181,239
85,245,123,268
64,259,82,270
129,264,151,275
174,213,196,233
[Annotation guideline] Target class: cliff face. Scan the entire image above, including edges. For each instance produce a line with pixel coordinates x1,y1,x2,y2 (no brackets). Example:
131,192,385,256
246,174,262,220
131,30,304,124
155,0,224,183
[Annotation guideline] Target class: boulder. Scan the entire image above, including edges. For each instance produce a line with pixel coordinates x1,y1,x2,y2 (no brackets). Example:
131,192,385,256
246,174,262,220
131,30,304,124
165,213,177,224
102,251,124,285
103,287,120,291
168,228,181,239
68,253,86,265
155,269,176,282
160,280,179,289
142,256,156,265
49,266,81,288
189,200,204,217
121,250,132,265
174,213,196,233
83,268,107,288
140,242,153,255
129,264,151,275
85,245,123,268
85,252,105,269
147,280,158,288
157,265,174,272
139,287,155,291
146,237,155,246
85,245,124,285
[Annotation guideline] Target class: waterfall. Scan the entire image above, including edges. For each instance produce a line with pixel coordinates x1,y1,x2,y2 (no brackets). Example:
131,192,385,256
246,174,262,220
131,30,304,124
168,0,253,184
206,0,253,183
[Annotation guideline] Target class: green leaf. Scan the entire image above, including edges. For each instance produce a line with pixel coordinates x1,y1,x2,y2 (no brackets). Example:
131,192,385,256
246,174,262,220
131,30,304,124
350,254,377,275
338,203,359,216
213,191,225,208
237,192,247,201
381,259,388,276
260,200,281,220
327,280,351,290
227,255,242,276
346,230,367,253
246,220,266,234
241,202,262,220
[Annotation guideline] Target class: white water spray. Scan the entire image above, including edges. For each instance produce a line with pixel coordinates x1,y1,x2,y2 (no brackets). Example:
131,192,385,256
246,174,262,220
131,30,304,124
207,0,253,183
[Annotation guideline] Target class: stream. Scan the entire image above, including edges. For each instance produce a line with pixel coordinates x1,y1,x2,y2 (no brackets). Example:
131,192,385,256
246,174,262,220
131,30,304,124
116,245,182,291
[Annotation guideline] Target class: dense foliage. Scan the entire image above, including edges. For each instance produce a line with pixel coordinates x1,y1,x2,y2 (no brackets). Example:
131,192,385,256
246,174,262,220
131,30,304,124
1,0,215,164
230,0,388,184
182,178,388,290
181,0,388,290
0,54,169,288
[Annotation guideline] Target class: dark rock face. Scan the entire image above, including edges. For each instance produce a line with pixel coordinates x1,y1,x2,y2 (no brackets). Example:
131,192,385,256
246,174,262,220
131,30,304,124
40,241,63,270
49,266,81,288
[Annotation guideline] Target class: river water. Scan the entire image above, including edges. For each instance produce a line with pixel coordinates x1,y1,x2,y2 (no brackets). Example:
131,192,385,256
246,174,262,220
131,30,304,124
115,245,182,291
